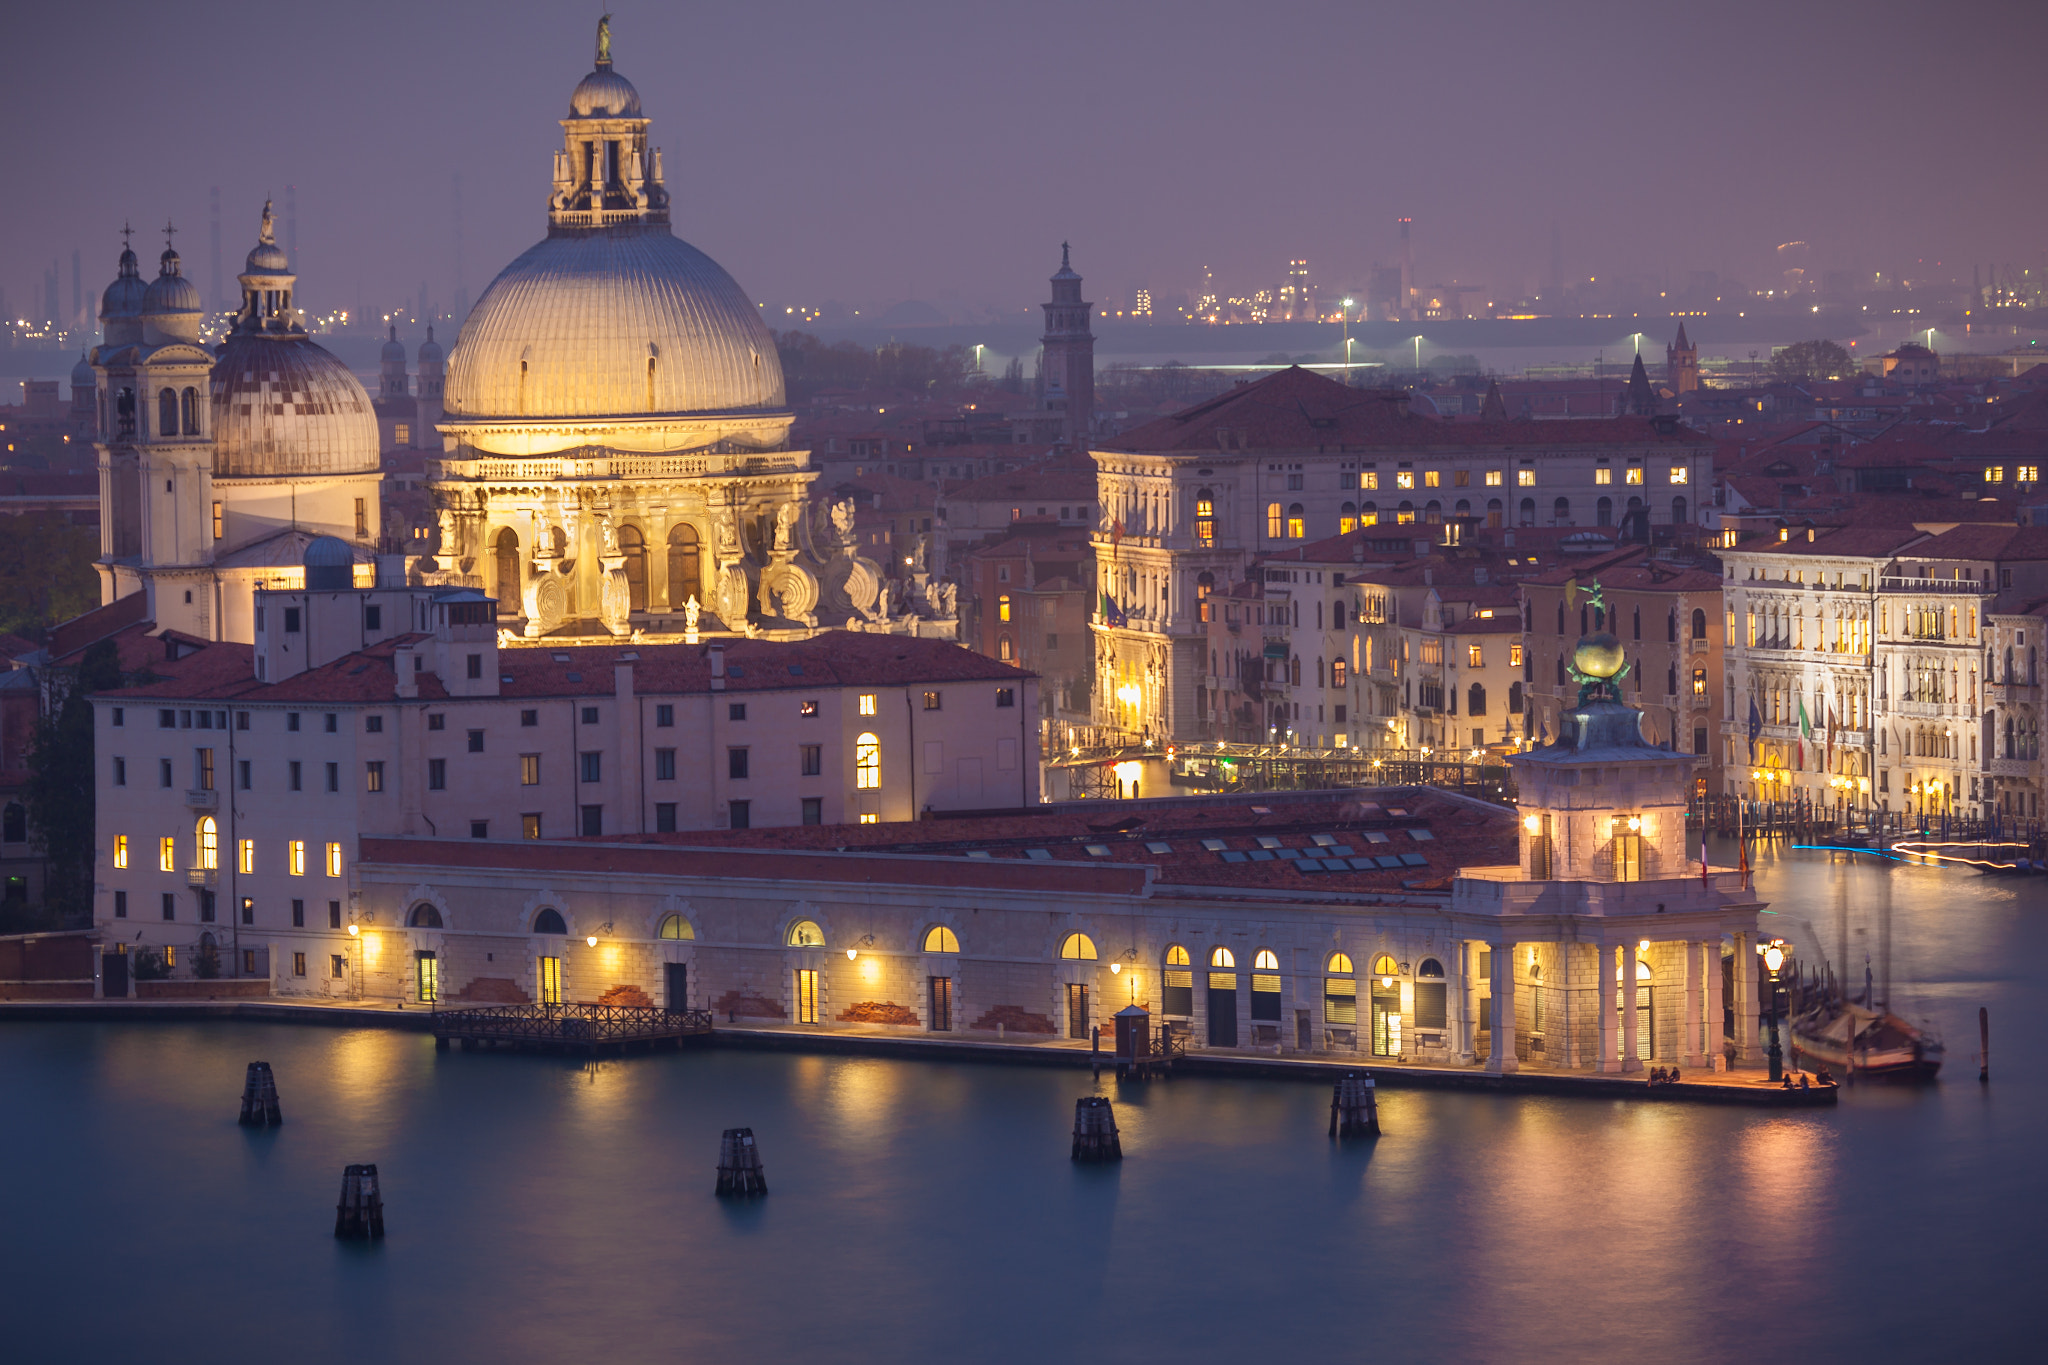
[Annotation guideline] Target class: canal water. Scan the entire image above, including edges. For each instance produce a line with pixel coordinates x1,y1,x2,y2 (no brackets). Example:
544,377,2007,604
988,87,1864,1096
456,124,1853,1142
3,845,2039,1363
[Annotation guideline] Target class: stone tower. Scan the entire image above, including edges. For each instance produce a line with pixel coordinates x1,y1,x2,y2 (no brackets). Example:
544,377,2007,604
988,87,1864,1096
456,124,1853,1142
1040,243,1095,448
379,325,410,401
1666,322,1699,395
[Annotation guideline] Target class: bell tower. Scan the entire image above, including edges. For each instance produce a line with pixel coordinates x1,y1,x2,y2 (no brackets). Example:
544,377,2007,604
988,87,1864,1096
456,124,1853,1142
1040,243,1095,448
1667,323,1699,395
550,14,668,232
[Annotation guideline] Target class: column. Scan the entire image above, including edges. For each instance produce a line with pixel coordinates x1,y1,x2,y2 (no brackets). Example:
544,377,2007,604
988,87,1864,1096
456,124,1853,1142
1703,936,1725,1067
1486,940,1518,1074
1460,938,1481,1064
1731,930,1758,1064
1621,939,1643,1072
1682,940,1705,1067
1560,939,1580,1070
1597,940,1619,1073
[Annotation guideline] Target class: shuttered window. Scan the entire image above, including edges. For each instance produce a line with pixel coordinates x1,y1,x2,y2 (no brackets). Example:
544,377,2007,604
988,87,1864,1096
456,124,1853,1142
1162,969,1193,1016
1251,973,1282,1021
1414,982,1448,1030
1324,978,1358,1025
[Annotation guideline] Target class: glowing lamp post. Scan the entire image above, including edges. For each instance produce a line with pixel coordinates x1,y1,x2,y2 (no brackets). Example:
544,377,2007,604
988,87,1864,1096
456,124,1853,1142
1761,939,1787,1082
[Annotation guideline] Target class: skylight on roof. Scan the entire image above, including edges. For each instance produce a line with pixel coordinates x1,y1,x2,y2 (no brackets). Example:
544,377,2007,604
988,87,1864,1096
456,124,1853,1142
1025,849,1052,860
965,850,992,859
1409,828,1434,841
551,653,571,662
1145,841,1172,853
1250,806,1272,815
1201,838,1228,851
1256,836,1281,849
1311,833,1338,847
1085,844,1112,857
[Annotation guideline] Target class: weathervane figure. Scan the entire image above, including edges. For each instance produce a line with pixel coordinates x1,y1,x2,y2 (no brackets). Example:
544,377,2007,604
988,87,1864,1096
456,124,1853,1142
597,13,612,65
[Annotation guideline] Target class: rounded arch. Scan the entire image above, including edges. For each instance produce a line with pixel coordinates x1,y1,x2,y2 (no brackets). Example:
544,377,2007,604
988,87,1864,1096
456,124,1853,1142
196,815,218,870
923,925,960,954
493,527,520,611
1454,498,1471,515
1552,496,1571,524
1424,499,1443,523
1691,607,1707,640
1370,953,1398,979
998,635,1013,662
1059,932,1097,960
1253,948,1279,971
1163,943,1190,967
1616,955,1653,982
657,913,695,940
407,903,443,929
618,524,648,611
1361,500,1378,525
1210,946,1235,969
180,386,200,435
855,732,880,788
158,387,178,437
1672,495,1688,525
667,523,703,610
1597,495,1613,526
997,593,1012,622
1519,497,1536,525
532,907,567,935
1327,951,1354,974
1417,957,1444,978
786,919,825,947
1468,682,1486,716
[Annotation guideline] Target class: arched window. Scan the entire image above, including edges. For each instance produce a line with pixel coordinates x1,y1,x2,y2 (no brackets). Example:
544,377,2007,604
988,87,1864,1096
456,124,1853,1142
1468,682,1486,715
1370,953,1398,981
158,388,178,437
667,524,702,610
1333,658,1348,687
618,525,647,612
1632,606,1641,640
1418,958,1444,978
196,816,217,870
1509,680,1523,713
923,925,960,953
1360,501,1379,527
998,635,1013,661
533,908,567,935
786,919,824,947
1254,948,1279,970
1552,496,1571,524
1060,933,1097,960
1164,944,1190,966
1519,497,1536,525
1485,497,1502,528
1556,656,1567,685
1287,502,1305,538
408,903,443,928
854,732,880,788
1210,946,1235,968
1667,665,1678,695
1289,655,1301,686
493,528,520,611
997,594,1011,622
1397,499,1415,524
658,914,694,940
1327,952,1354,974
1266,502,1283,538
1673,495,1688,526
1616,955,1653,982
1195,490,1215,546
180,387,200,435
1556,601,1566,635
1339,500,1358,533
1455,498,1471,516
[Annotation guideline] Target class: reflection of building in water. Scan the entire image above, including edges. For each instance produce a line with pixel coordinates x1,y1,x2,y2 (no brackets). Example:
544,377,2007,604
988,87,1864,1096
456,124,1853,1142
426,18,954,643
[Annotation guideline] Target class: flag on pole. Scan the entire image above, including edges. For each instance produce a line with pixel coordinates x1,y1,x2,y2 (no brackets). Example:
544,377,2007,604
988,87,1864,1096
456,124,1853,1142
1825,705,1836,774
1701,825,1711,888
1747,695,1762,761
1796,695,1810,769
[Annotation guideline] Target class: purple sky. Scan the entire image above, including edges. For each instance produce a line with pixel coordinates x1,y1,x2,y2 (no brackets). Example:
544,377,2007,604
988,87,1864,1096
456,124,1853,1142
5,0,2042,328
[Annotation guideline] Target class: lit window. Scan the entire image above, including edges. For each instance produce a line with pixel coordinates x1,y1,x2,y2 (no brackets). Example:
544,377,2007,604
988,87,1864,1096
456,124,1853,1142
1266,502,1283,538
2021,466,2039,482
859,813,879,824
1060,933,1098,960
520,754,540,785
998,594,1011,622
1327,952,1354,974
1484,470,1502,486
1424,471,1441,488
857,694,876,716
196,817,217,870
212,501,223,539
1510,643,1523,667
1287,502,1304,538
325,842,343,877
1211,946,1235,968
855,732,880,788
238,839,255,874
1669,466,1688,485
658,914,694,940
1254,948,1279,970
1194,495,1214,546
1360,472,1379,491
1625,466,1644,485
1468,644,1484,667
1693,667,1708,696
1595,467,1613,485
1165,944,1191,966
114,835,129,868
923,925,961,953
787,919,825,947
1396,471,1415,490
1517,469,1536,486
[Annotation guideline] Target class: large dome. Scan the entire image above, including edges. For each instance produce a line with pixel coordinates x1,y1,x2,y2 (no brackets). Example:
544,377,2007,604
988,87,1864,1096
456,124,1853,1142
444,226,786,421
211,334,379,477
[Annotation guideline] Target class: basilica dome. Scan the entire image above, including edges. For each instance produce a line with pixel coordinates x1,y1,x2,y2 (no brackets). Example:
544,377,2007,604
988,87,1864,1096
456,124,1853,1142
211,334,379,478
569,65,641,117
443,226,787,421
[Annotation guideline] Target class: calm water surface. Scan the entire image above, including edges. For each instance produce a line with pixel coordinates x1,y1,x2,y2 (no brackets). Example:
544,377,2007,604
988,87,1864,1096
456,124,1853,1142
4,843,2040,1363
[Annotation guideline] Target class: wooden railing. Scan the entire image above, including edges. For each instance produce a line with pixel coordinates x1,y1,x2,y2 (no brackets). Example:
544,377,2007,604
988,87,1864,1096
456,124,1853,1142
432,1002,713,1053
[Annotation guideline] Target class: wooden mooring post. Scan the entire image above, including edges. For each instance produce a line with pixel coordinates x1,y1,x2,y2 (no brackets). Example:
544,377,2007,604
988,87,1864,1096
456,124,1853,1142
715,1127,768,1197
238,1061,282,1127
334,1164,384,1239
1328,1073,1380,1138
1071,1096,1122,1162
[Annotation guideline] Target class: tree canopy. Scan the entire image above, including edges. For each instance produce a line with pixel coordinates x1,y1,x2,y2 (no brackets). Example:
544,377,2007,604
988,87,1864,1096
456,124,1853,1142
1769,339,1856,383
0,512,99,638
20,639,125,928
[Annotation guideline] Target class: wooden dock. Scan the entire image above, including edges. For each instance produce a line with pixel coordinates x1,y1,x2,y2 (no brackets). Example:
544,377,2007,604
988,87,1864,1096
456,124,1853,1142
431,1003,713,1056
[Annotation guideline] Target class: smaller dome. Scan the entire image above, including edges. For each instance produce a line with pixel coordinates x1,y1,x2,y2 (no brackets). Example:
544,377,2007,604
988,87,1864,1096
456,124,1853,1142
569,65,642,117
245,240,289,273
1573,633,1625,679
101,247,145,319
70,352,94,388
381,327,406,363
144,264,201,316
304,535,355,590
417,326,444,365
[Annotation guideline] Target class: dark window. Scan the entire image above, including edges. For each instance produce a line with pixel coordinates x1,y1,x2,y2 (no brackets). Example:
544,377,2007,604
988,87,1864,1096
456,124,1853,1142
286,712,300,732
324,714,337,733
1414,982,1448,1030
428,714,445,731
728,748,749,780
234,711,247,730
533,908,566,934
655,704,674,728
655,803,677,833
365,716,383,734
801,797,822,825
325,762,339,793
654,749,676,780
428,758,446,790
114,757,126,786
996,688,1014,708
800,744,821,776
199,893,215,923
288,761,302,791
240,898,254,926
162,892,176,921
113,708,125,728
466,654,482,679
365,762,384,793
159,758,172,788
291,899,304,927
158,708,175,729
520,710,538,727
729,703,747,721
580,751,602,782
581,706,599,724
283,608,301,634
580,805,603,837
729,800,750,829
469,820,488,839
329,901,342,929
237,759,251,790
468,730,485,753
923,691,942,710
114,890,127,919
364,605,382,631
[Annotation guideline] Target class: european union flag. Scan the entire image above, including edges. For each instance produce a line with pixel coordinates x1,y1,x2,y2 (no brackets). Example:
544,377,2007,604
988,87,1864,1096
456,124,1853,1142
1747,695,1762,760
1101,593,1127,628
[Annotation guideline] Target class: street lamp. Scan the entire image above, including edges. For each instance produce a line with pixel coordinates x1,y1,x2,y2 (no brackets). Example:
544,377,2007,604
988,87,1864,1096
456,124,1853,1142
1761,939,1787,1082
1341,298,1356,378
1412,335,1424,372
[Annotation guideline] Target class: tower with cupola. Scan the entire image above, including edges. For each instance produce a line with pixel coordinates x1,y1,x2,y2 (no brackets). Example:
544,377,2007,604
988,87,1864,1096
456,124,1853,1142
1040,243,1095,448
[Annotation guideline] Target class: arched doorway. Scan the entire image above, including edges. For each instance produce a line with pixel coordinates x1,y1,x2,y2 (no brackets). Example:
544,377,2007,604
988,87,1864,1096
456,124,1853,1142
493,528,520,614
668,524,702,610
618,525,647,612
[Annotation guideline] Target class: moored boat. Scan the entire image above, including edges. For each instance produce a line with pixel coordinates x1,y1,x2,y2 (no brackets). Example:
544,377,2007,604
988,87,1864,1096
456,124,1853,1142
1790,1003,1942,1082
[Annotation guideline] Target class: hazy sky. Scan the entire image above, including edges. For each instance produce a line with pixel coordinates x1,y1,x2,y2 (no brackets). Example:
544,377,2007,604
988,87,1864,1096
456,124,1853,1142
4,0,2043,326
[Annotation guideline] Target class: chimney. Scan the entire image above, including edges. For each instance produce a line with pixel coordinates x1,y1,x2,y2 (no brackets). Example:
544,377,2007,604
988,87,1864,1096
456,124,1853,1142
708,642,726,691
395,645,419,698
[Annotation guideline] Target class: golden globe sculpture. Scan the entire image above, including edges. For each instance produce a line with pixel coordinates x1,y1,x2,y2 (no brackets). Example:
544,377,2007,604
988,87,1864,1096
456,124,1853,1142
1573,633,1626,679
